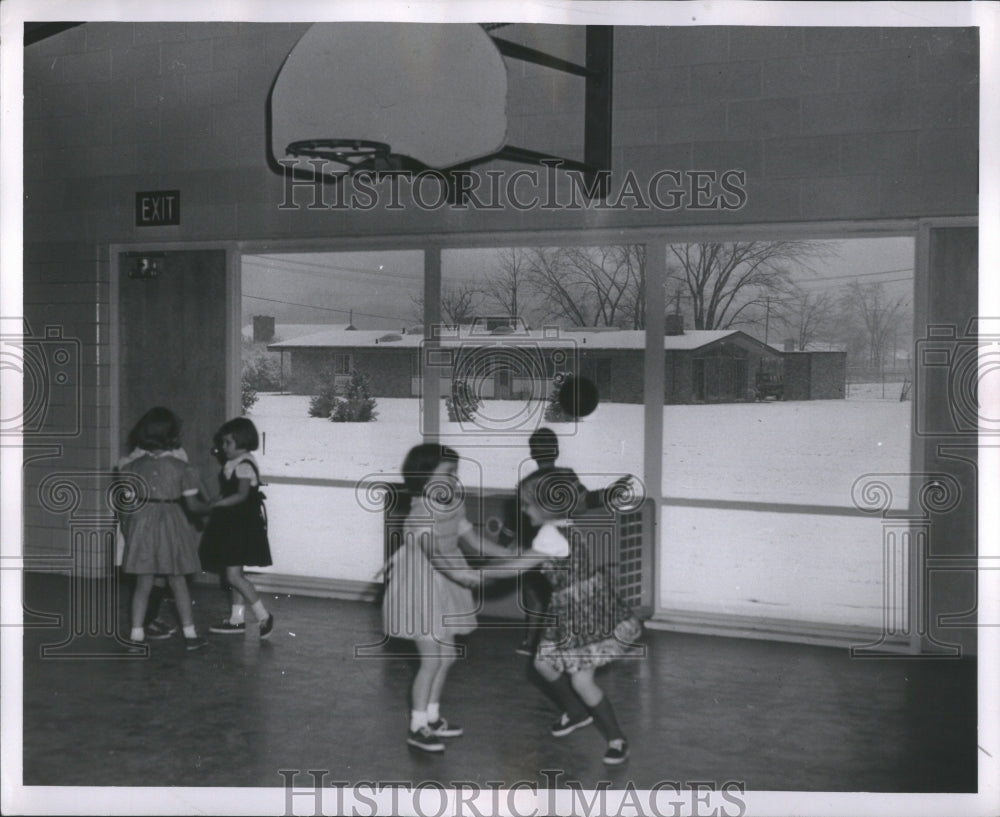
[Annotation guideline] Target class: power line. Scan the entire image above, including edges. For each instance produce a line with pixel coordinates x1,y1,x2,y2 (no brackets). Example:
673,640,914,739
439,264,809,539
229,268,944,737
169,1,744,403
242,254,422,285
788,267,913,285
242,294,411,324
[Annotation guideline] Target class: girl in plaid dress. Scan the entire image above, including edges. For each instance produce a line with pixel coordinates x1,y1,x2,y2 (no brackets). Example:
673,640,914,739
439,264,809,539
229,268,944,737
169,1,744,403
519,467,643,766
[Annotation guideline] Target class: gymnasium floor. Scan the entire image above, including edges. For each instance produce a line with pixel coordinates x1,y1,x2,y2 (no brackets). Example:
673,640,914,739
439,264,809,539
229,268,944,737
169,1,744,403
19,572,977,794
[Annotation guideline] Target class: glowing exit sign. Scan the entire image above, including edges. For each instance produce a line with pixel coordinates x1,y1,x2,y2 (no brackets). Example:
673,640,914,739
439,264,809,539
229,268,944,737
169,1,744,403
135,190,180,226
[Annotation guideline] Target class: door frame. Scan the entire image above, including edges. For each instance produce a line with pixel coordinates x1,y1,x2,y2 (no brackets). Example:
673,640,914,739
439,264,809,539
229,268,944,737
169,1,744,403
108,241,239,466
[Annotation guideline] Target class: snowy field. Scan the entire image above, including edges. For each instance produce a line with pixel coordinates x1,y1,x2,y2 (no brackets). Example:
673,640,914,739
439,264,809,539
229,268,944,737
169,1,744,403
248,392,912,629
250,392,910,504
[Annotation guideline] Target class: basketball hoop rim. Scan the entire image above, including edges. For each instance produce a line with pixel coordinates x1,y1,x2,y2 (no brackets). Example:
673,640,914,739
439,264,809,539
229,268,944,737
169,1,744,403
285,139,391,165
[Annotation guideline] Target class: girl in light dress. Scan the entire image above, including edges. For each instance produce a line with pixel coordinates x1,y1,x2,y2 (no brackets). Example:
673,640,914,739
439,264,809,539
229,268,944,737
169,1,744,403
383,442,548,753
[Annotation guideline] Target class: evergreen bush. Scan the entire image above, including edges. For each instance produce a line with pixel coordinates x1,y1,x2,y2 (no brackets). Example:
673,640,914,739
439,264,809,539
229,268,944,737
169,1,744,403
328,369,378,422
446,378,480,422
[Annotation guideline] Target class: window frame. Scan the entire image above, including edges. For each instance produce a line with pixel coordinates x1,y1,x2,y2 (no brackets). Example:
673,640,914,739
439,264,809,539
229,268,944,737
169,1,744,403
224,216,953,647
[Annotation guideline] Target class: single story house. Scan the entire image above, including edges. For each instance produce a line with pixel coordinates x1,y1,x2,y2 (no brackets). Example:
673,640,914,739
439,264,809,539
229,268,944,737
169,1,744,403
266,319,846,403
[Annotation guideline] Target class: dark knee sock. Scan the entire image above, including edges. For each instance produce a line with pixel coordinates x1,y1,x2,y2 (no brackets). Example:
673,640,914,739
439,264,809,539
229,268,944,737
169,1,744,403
546,674,589,719
588,694,625,741
143,585,167,627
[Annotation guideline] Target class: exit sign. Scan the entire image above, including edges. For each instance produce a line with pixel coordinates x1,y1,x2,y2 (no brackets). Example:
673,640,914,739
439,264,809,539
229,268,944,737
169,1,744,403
135,190,180,226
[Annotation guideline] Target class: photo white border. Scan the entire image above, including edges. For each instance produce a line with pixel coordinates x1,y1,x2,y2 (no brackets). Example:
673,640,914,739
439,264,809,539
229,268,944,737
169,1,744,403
2,2,997,816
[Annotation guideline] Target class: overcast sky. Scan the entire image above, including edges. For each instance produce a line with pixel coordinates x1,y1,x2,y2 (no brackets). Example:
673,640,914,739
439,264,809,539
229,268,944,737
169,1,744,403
242,236,915,332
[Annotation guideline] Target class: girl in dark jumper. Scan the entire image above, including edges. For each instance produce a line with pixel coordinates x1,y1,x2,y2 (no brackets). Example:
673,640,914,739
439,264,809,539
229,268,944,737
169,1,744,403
199,417,274,638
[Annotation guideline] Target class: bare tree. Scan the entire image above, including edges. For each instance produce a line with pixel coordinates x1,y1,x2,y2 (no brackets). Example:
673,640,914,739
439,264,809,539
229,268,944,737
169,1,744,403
666,241,831,330
524,245,647,328
613,245,647,329
839,280,907,369
480,247,530,320
775,286,839,351
410,282,484,327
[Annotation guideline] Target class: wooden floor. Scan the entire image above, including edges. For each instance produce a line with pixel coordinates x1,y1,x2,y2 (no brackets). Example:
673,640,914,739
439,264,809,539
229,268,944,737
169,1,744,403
19,572,977,794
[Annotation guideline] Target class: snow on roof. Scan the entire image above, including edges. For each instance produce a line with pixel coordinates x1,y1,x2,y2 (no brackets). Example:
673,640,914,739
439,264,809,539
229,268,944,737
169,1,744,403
243,323,352,340
795,342,848,353
267,326,776,352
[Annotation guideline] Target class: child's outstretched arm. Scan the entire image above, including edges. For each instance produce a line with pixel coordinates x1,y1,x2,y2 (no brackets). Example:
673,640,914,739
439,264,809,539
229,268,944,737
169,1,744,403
182,491,213,515
178,465,213,514
583,474,638,511
424,533,480,588
458,527,549,582
211,477,251,509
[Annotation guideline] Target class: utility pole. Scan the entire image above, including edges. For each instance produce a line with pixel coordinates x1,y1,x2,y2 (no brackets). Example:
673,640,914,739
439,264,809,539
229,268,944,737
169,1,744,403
763,296,771,348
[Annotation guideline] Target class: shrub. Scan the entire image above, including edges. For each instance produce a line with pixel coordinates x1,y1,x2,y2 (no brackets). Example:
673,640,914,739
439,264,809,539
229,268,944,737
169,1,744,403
543,371,573,422
241,370,259,414
243,356,282,392
308,383,339,418
328,369,378,423
242,338,283,392
446,378,480,422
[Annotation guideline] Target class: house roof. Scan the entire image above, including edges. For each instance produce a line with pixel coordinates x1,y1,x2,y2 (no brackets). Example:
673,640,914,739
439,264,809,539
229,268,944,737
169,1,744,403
267,326,781,353
243,323,353,340
795,342,848,353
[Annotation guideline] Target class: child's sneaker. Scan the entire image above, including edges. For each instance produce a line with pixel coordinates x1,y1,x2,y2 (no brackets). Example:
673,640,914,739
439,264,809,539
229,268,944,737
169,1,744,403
259,613,275,639
407,726,445,753
184,636,208,652
144,619,176,640
428,718,463,738
124,639,148,655
602,738,629,765
514,640,534,656
209,619,246,635
550,711,594,737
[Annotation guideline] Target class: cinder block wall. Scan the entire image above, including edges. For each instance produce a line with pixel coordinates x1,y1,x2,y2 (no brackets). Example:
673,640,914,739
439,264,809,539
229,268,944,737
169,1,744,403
614,26,978,225
809,352,847,399
783,354,812,400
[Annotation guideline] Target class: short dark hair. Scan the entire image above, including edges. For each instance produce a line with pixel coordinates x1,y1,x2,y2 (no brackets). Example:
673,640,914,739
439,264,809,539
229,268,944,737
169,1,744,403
529,426,559,463
401,442,459,497
217,416,259,451
129,406,182,452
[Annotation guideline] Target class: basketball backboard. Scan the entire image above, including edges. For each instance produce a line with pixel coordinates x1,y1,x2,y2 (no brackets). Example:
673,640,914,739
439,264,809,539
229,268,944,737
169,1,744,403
270,23,509,172
268,22,613,196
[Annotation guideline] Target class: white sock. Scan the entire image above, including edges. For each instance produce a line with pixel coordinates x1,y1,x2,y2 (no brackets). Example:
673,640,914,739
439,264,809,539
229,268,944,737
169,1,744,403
130,627,145,642
183,625,197,639
251,600,268,621
410,710,428,732
427,702,440,723
230,604,245,624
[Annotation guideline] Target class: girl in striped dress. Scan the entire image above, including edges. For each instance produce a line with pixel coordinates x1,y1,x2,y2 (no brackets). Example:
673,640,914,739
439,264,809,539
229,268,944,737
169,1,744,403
119,407,208,651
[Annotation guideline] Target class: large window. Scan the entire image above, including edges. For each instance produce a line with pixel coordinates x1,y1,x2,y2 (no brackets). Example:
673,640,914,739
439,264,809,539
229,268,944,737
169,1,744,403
240,250,423,585
441,246,645,505
659,236,915,636
237,233,916,641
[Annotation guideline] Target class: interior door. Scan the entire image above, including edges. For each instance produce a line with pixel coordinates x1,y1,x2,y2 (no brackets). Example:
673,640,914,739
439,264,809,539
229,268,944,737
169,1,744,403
118,249,228,491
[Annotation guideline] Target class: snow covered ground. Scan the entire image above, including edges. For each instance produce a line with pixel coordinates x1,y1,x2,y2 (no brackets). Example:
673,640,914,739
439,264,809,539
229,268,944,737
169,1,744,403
250,392,909,501
248,392,912,629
